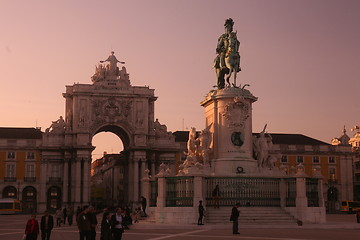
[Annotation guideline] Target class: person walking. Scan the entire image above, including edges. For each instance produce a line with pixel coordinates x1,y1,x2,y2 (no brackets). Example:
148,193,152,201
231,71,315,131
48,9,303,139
76,206,82,223
77,206,91,240
40,210,54,240
230,203,240,234
111,208,124,240
55,208,63,227
141,196,147,217
67,205,74,226
24,214,40,240
63,207,67,225
87,206,98,240
197,200,205,225
100,212,112,240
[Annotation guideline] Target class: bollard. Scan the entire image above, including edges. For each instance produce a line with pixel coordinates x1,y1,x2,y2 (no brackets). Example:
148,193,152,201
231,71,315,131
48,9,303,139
357,210,360,223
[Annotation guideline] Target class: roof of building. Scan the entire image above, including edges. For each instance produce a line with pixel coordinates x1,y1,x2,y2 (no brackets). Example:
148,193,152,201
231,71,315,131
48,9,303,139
173,131,330,146
256,133,330,145
0,127,42,139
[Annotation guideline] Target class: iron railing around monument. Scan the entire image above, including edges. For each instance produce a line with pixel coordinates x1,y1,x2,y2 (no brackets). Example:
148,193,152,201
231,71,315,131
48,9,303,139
165,176,194,207
149,179,158,207
306,178,319,207
285,178,296,207
205,177,281,207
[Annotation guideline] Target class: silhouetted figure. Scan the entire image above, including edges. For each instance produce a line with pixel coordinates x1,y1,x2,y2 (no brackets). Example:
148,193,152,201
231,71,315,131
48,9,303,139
198,200,205,225
40,210,54,240
230,203,240,234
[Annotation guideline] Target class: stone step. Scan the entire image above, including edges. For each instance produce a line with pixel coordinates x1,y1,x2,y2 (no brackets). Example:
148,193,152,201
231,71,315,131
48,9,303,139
204,207,297,225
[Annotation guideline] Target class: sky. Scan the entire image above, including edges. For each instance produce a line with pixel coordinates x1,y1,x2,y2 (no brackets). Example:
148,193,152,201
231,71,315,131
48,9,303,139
1,0,360,159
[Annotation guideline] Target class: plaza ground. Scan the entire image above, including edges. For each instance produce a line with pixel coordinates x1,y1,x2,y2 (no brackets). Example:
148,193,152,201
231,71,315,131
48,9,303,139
0,213,359,240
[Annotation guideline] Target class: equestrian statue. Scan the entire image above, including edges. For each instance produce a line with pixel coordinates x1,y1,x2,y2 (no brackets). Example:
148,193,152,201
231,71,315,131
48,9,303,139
214,18,241,89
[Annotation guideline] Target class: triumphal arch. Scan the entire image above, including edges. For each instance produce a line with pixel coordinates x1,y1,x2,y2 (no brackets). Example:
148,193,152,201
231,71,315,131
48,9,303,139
39,52,179,212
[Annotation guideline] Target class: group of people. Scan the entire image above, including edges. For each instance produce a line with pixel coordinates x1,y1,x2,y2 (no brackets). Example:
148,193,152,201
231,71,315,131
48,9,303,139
23,201,148,240
23,211,53,240
54,205,75,227
197,200,241,235
197,185,241,235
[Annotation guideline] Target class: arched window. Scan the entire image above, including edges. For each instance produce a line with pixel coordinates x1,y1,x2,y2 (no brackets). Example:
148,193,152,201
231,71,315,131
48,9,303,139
47,186,62,211
2,186,17,199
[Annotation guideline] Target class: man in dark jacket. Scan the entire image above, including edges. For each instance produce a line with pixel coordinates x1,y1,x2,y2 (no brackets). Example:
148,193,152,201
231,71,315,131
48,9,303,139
40,210,54,240
86,206,98,240
77,206,91,240
230,203,240,234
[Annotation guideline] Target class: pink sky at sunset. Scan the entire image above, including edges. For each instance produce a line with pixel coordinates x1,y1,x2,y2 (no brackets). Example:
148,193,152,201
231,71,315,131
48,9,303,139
1,0,360,159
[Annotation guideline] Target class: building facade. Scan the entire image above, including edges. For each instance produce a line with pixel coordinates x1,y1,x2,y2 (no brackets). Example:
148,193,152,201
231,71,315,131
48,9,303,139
0,128,42,213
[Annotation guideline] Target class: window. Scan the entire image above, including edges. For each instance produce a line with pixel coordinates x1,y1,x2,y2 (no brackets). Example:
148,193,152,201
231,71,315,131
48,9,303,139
329,168,336,180
6,163,16,177
26,164,35,178
329,156,336,164
296,156,304,163
51,165,59,177
281,155,288,163
7,151,15,160
313,156,320,164
26,152,35,160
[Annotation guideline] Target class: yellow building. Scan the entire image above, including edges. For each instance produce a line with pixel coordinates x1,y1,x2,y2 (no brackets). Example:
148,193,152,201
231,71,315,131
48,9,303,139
0,127,42,213
269,132,355,213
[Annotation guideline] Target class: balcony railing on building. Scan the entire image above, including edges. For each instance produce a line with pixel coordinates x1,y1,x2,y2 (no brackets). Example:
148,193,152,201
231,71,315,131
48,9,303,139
48,177,63,184
4,177,16,182
24,177,36,182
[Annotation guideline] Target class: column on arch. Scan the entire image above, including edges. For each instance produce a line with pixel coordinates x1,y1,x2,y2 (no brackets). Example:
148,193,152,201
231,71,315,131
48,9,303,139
74,158,82,205
62,159,69,205
132,151,146,203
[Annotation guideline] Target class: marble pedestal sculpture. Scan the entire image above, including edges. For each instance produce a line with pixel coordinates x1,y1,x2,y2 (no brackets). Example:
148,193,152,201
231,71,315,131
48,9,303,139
201,87,257,176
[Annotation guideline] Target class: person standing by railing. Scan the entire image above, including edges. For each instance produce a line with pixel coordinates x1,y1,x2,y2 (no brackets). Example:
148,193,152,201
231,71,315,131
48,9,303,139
230,203,240,234
198,200,205,225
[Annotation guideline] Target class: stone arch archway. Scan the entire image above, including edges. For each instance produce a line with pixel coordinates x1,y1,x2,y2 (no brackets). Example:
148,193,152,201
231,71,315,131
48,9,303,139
39,52,180,212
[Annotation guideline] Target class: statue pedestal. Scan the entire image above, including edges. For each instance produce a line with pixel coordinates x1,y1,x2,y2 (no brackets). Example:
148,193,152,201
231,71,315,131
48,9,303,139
200,87,258,175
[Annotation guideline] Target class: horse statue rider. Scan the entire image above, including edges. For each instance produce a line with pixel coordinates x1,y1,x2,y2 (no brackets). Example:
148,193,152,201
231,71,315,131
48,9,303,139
214,18,241,89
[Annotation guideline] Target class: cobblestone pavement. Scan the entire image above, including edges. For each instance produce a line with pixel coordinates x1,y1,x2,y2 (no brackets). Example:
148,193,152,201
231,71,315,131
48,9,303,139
1,214,359,240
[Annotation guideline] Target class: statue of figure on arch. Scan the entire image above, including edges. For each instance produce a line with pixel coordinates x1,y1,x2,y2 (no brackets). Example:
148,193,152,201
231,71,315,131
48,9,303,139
46,116,66,133
100,51,125,76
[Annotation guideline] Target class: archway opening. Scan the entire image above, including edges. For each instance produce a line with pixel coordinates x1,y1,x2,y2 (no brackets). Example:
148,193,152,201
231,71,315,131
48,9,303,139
91,126,129,209
92,132,124,161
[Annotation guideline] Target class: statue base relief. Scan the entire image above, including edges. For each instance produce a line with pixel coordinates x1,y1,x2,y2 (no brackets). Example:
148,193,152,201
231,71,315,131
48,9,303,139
201,87,258,176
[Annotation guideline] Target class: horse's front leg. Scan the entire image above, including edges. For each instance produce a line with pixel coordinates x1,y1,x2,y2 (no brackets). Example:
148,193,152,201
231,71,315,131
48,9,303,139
226,68,232,87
